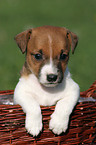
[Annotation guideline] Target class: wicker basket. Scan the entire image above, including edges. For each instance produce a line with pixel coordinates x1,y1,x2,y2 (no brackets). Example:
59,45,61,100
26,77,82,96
0,81,96,145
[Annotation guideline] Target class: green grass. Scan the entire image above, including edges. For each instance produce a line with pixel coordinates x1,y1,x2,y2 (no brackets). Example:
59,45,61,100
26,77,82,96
0,0,96,91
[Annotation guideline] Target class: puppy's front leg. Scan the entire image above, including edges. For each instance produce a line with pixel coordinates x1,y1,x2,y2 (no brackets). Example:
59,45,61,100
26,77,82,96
14,90,42,136
49,83,80,135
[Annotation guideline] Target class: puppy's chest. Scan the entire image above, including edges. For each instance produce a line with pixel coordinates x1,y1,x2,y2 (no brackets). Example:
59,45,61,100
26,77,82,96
23,75,64,106
33,89,61,106
30,83,63,106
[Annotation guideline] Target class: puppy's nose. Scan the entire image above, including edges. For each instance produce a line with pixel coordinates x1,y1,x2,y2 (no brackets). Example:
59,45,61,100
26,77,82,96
47,74,57,82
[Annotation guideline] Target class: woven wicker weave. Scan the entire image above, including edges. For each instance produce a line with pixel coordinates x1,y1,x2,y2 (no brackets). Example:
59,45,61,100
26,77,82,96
0,81,96,145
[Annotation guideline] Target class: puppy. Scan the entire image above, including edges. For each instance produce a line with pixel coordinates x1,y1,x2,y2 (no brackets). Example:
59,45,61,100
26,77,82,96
14,26,80,136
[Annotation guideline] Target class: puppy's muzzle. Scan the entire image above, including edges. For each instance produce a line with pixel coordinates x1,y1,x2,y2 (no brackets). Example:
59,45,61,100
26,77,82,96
39,62,63,87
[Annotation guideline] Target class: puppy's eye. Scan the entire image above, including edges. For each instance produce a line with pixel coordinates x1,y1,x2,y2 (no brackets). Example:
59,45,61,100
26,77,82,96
34,53,43,60
60,53,67,60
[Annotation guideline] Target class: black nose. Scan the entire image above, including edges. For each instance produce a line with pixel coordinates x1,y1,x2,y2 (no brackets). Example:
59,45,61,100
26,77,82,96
47,74,57,82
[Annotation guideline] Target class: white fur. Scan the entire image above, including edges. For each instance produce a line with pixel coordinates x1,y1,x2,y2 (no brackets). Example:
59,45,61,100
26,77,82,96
14,67,80,136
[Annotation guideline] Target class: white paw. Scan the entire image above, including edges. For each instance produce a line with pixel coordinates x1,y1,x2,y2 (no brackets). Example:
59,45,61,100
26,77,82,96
25,114,43,136
49,113,69,135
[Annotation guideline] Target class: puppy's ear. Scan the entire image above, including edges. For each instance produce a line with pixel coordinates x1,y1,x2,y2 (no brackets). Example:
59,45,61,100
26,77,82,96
67,31,78,54
14,29,32,54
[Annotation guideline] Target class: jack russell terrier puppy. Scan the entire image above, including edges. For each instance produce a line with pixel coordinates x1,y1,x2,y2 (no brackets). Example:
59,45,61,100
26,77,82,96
14,26,80,136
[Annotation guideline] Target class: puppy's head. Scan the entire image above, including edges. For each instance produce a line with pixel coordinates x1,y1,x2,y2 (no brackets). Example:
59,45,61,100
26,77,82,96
15,26,78,87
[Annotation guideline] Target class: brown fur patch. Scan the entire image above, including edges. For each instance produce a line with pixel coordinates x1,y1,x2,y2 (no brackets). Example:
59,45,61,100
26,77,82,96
15,26,78,77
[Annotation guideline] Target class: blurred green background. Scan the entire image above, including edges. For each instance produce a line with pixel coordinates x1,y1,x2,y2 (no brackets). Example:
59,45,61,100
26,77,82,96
0,0,96,91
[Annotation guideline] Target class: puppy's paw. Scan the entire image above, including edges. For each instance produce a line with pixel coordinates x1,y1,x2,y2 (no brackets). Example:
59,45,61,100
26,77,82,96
25,114,43,136
49,113,69,135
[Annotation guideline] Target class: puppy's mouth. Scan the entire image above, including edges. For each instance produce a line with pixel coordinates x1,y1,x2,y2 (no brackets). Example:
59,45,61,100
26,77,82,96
42,82,59,87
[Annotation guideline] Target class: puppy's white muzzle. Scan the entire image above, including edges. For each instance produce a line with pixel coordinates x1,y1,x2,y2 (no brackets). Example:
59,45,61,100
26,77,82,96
39,62,63,87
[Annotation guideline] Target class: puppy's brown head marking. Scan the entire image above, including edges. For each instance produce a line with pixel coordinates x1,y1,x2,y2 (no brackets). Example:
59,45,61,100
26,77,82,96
15,26,78,86
15,26,78,54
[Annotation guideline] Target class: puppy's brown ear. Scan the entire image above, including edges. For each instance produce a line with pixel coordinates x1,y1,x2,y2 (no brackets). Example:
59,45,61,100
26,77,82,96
14,29,32,54
67,31,78,54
